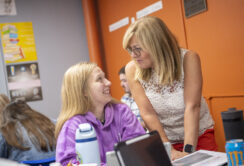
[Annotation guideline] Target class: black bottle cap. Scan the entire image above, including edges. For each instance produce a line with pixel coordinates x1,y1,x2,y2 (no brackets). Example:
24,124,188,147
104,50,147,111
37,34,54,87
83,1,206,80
221,109,243,120
228,107,236,111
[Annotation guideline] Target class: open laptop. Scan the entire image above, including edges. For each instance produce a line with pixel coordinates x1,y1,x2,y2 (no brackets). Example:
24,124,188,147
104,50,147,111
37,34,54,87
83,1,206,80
110,130,227,166
113,131,172,166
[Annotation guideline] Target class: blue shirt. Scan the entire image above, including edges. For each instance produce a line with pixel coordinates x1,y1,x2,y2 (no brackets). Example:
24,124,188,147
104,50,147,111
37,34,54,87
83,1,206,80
0,124,55,162
121,93,143,122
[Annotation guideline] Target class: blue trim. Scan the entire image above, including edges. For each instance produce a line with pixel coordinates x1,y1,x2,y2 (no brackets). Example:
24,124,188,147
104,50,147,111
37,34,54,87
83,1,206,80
76,137,97,143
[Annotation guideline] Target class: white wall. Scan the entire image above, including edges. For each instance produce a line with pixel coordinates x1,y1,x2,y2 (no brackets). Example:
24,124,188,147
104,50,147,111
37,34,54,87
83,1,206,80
0,0,90,119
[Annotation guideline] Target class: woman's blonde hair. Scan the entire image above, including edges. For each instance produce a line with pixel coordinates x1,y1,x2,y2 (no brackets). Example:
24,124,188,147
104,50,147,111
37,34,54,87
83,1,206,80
123,16,182,85
55,62,98,139
0,94,10,112
0,100,55,151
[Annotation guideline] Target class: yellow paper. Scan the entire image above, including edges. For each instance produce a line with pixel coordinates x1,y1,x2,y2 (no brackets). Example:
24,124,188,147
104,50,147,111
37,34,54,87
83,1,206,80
0,22,38,64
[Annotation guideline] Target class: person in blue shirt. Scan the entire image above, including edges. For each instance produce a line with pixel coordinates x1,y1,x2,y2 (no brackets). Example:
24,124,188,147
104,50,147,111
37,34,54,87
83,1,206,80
0,99,55,162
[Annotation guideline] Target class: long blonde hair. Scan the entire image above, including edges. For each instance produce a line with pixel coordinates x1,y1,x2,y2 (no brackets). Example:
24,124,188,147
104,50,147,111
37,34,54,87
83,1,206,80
123,16,182,85
0,100,55,151
0,94,10,112
55,62,98,139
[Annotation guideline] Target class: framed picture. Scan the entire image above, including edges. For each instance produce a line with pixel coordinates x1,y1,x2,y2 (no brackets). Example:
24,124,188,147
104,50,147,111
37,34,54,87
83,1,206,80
183,0,207,18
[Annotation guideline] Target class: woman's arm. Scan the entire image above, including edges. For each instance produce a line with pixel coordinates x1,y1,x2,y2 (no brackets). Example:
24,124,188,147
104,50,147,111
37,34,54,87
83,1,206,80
183,51,202,152
56,118,80,166
125,61,169,142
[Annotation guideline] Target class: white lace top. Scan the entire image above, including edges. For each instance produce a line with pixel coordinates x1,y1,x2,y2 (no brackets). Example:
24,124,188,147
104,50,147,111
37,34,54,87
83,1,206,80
138,49,214,143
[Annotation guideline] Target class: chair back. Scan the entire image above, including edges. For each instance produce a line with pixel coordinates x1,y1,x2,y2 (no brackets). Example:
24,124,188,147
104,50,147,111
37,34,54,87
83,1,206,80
20,156,55,166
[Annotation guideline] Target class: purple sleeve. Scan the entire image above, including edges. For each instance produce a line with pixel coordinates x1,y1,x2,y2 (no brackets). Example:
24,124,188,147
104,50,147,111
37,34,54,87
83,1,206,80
56,116,84,166
119,104,146,141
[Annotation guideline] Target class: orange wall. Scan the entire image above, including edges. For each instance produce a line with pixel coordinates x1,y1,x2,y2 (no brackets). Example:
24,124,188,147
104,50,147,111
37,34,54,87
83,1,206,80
93,0,244,152
184,0,244,96
97,0,187,100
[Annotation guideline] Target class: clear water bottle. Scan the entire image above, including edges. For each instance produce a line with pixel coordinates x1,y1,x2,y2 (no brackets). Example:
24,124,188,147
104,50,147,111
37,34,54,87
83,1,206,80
75,123,101,165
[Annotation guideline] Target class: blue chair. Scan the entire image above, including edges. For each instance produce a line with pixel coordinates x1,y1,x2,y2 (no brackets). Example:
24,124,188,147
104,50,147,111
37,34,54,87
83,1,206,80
20,156,55,166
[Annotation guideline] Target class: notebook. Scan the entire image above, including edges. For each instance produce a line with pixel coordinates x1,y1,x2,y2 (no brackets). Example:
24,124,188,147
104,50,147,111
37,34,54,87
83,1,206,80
172,150,228,166
114,131,172,166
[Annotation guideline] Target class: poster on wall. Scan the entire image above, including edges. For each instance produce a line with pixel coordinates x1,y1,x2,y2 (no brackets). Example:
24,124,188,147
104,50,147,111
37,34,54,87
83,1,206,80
6,62,43,102
0,22,43,102
0,22,38,64
0,0,17,16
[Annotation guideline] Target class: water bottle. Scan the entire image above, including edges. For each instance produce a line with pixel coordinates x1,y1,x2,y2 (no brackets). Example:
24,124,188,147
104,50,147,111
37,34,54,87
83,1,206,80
221,109,244,141
75,123,101,165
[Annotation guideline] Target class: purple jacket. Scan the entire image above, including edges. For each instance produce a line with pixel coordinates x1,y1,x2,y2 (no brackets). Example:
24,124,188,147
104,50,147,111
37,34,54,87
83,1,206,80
56,103,145,166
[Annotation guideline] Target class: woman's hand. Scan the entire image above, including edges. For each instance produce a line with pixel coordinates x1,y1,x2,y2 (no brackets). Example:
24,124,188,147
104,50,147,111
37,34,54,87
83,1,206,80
171,148,188,161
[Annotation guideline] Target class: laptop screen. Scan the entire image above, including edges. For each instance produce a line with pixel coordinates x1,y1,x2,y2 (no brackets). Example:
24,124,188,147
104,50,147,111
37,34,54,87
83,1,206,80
114,131,172,166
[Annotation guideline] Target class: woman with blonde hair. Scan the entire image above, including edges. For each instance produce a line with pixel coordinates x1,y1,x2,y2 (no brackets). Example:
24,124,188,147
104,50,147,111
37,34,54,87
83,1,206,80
0,100,55,162
55,62,145,166
123,16,216,160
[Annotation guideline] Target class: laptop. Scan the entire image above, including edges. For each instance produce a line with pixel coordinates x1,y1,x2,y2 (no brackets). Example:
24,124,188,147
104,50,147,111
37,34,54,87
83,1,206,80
106,150,120,166
113,131,172,166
